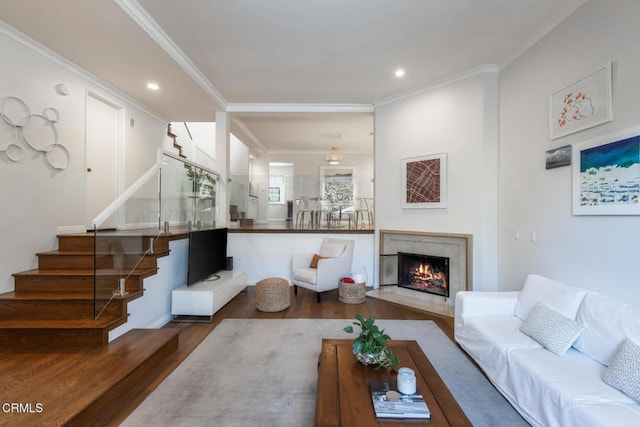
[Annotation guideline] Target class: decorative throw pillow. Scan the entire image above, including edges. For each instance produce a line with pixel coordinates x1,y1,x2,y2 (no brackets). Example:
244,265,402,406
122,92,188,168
603,339,640,402
309,254,327,268
520,303,585,356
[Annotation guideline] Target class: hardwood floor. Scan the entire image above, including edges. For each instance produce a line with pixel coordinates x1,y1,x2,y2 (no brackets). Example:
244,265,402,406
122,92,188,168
0,286,454,426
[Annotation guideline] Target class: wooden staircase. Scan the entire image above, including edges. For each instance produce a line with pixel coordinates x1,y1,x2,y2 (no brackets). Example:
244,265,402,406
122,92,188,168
0,231,171,349
0,231,183,425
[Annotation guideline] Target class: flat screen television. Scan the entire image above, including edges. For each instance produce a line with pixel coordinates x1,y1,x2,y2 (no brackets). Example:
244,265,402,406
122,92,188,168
187,228,228,286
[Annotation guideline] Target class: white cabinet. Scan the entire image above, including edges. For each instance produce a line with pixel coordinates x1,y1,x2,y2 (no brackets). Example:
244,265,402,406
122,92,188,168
171,269,247,321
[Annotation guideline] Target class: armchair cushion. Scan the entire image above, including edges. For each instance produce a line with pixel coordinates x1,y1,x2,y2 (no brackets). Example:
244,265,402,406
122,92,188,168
319,239,347,257
292,267,317,285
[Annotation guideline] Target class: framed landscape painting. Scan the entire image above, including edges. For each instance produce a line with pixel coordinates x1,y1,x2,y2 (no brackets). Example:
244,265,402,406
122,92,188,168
545,145,571,169
550,63,613,140
572,127,640,215
402,153,447,208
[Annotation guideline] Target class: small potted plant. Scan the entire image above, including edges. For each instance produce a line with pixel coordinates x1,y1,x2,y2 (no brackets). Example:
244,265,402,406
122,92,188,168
343,313,399,371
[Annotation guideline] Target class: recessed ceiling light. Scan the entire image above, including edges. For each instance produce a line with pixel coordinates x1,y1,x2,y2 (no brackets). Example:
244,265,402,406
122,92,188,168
147,82,160,91
394,69,405,78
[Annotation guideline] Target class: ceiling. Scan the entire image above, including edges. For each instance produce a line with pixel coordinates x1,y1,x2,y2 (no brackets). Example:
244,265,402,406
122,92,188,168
0,0,587,155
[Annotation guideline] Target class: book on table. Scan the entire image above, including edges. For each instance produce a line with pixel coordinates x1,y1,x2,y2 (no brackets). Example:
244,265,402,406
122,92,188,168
369,380,431,419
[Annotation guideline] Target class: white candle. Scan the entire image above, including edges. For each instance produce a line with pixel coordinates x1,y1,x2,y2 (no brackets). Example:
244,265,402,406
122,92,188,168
397,367,416,395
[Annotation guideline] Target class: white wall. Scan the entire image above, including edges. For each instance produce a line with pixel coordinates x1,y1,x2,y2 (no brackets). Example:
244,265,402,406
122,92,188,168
374,71,500,291
230,134,250,213
0,28,166,294
499,0,640,304
109,239,188,340
228,232,374,286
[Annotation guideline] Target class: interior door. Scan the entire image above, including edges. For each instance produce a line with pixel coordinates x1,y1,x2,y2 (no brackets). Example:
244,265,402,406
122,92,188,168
85,93,121,229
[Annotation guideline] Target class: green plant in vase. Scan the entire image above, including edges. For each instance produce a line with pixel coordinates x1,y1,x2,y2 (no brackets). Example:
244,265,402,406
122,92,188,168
343,313,399,371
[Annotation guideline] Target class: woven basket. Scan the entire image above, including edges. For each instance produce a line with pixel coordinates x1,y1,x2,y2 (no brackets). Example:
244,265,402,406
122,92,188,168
256,277,290,312
338,280,366,304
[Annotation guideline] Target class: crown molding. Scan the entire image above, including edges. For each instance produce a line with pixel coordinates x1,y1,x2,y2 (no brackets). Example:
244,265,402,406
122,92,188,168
226,103,375,114
373,64,500,107
116,0,228,111
0,21,167,123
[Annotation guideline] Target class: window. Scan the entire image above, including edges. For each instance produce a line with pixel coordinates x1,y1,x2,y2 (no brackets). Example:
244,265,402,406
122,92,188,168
269,175,285,204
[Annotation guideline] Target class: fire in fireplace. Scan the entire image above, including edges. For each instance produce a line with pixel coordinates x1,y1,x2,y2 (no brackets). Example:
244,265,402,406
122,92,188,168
397,252,450,298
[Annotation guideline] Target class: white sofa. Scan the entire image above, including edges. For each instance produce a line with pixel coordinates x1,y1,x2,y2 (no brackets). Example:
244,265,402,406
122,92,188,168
455,274,640,427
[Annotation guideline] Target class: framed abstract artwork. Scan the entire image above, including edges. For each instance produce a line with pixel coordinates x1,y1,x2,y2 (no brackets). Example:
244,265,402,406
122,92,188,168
572,126,640,215
549,63,613,140
402,153,447,208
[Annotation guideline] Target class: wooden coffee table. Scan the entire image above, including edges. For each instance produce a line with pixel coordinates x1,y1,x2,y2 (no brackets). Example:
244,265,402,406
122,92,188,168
316,339,472,426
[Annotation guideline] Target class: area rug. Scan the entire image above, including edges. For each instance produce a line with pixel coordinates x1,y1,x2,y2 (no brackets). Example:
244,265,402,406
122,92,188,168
121,319,528,426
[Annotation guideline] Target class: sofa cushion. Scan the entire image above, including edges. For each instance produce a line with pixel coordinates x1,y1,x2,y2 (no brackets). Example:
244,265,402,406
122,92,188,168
505,347,639,427
520,303,585,356
514,274,587,321
319,239,347,257
603,339,640,402
573,292,640,366
456,316,541,381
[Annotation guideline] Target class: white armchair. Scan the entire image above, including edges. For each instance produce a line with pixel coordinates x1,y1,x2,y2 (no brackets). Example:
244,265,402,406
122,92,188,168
291,238,355,302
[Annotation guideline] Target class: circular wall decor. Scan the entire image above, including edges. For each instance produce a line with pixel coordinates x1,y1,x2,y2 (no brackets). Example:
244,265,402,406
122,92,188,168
20,114,58,152
0,96,69,170
4,143,25,162
0,96,30,127
44,143,69,170
42,107,60,123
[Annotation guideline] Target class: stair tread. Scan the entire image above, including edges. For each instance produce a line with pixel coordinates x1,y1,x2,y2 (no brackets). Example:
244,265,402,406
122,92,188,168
38,249,169,256
0,290,144,300
0,318,125,328
0,291,96,300
13,267,157,277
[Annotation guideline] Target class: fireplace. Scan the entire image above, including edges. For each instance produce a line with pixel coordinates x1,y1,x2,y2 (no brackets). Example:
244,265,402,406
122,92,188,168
398,252,450,298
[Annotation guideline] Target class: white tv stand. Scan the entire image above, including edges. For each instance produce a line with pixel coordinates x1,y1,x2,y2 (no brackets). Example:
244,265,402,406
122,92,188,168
171,269,247,321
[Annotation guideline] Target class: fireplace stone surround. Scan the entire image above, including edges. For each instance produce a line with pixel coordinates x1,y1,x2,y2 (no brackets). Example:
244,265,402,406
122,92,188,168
367,229,472,317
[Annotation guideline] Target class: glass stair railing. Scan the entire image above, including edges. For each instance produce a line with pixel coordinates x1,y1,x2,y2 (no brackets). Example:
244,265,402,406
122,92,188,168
91,151,220,319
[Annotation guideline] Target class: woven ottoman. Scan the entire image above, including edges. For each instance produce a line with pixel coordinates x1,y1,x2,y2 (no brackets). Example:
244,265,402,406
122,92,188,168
255,277,291,312
338,280,366,304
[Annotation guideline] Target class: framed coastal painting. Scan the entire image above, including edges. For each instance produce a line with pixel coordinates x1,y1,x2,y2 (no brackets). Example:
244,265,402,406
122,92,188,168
402,153,447,208
550,63,613,140
572,126,640,215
